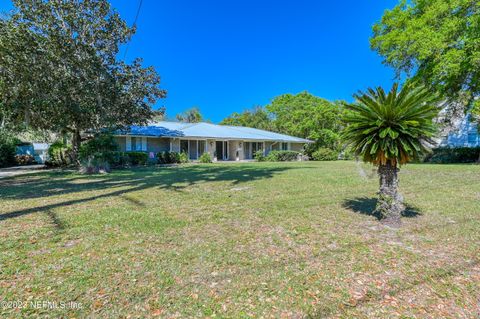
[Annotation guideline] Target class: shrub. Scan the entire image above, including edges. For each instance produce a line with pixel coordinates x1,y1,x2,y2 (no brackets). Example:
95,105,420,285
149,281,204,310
199,152,212,163
157,151,182,164
110,151,130,167
179,152,189,164
14,154,36,165
338,147,354,160
46,141,73,167
312,148,338,161
423,147,480,164
265,150,300,162
254,150,266,162
79,133,118,164
127,152,148,166
0,134,16,168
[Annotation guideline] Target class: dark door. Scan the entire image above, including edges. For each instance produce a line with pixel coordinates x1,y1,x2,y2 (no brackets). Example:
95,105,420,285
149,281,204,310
215,141,223,160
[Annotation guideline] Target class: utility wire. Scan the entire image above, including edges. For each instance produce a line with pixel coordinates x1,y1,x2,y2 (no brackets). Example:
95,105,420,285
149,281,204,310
123,0,143,60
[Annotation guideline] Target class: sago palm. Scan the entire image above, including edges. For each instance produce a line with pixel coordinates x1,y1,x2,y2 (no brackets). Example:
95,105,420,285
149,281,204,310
343,82,439,226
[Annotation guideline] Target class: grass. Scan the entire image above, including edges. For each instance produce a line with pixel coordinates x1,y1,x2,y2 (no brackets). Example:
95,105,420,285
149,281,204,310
0,161,479,318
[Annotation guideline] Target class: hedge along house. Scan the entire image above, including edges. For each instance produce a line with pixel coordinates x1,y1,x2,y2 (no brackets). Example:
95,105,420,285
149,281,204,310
113,121,312,161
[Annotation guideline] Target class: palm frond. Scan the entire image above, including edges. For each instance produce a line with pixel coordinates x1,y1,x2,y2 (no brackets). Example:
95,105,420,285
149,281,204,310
342,82,440,167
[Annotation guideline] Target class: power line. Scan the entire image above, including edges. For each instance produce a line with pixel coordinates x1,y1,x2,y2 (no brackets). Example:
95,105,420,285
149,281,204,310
123,0,143,60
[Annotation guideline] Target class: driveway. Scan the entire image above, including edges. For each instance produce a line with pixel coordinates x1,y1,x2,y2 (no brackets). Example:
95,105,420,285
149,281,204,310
0,165,46,179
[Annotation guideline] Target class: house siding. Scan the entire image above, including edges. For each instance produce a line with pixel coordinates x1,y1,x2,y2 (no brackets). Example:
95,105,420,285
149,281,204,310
115,137,126,152
440,114,480,147
290,143,304,152
148,137,170,153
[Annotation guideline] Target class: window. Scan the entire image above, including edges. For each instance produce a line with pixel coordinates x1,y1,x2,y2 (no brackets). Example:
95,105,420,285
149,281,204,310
281,142,289,150
198,140,206,156
131,137,142,151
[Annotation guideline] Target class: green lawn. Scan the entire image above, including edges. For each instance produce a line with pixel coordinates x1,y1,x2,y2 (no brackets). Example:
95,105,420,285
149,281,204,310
0,161,479,318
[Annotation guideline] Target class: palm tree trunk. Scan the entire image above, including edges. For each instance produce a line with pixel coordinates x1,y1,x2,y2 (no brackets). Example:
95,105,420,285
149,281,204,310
377,162,404,226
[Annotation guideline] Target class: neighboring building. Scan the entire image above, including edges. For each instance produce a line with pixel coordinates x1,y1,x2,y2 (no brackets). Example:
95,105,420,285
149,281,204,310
15,143,50,164
114,121,312,161
32,143,50,164
438,113,480,147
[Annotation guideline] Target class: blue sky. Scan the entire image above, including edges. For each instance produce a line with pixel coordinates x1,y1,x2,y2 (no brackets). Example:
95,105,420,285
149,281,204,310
1,0,399,122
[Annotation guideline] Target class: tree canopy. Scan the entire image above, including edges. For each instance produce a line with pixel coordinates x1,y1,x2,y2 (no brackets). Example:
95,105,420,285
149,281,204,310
220,106,274,131
266,91,343,151
220,92,343,153
176,107,203,123
370,0,480,114
0,0,165,156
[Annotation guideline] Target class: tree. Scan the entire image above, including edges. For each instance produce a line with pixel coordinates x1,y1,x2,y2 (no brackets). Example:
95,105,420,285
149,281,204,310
151,107,166,122
266,91,343,153
176,107,203,123
370,0,479,129
342,82,439,226
220,106,274,131
0,0,165,161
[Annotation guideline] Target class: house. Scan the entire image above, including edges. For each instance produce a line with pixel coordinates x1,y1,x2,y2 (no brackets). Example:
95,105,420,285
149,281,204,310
438,113,480,147
15,142,50,164
113,121,312,161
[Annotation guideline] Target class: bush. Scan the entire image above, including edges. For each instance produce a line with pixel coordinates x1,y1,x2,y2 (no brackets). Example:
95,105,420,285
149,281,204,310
424,147,480,164
254,150,266,162
126,151,148,166
312,148,338,161
179,152,189,164
199,152,212,163
264,150,300,162
0,134,16,168
110,151,130,167
157,151,182,164
79,133,118,164
14,154,36,166
46,141,73,167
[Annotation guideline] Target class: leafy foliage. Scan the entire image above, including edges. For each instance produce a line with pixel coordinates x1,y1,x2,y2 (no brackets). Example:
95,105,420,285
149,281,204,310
221,92,343,156
254,150,266,162
424,147,480,164
220,107,274,131
126,152,148,166
199,152,212,163
371,0,480,110
312,148,338,161
46,141,73,167
157,151,182,164
0,0,165,158
79,133,119,163
179,152,189,164
176,107,203,123
342,82,440,166
0,132,16,168
266,92,343,154
263,151,300,162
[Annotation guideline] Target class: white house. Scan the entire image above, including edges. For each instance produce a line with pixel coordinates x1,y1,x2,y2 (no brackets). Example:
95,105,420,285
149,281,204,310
113,121,312,161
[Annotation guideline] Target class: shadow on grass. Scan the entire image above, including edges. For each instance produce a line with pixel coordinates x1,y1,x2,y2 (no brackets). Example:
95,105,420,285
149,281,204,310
343,197,421,220
0,164,302,222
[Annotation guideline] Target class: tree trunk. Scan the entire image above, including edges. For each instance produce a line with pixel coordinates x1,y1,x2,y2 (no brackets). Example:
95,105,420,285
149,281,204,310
377,163,404,227
71,128,81,165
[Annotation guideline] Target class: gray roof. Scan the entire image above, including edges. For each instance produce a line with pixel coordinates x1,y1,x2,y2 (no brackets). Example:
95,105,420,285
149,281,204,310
116,121,312,143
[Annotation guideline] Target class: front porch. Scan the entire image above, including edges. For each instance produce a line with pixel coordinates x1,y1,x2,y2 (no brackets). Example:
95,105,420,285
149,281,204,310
115,136,299,161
